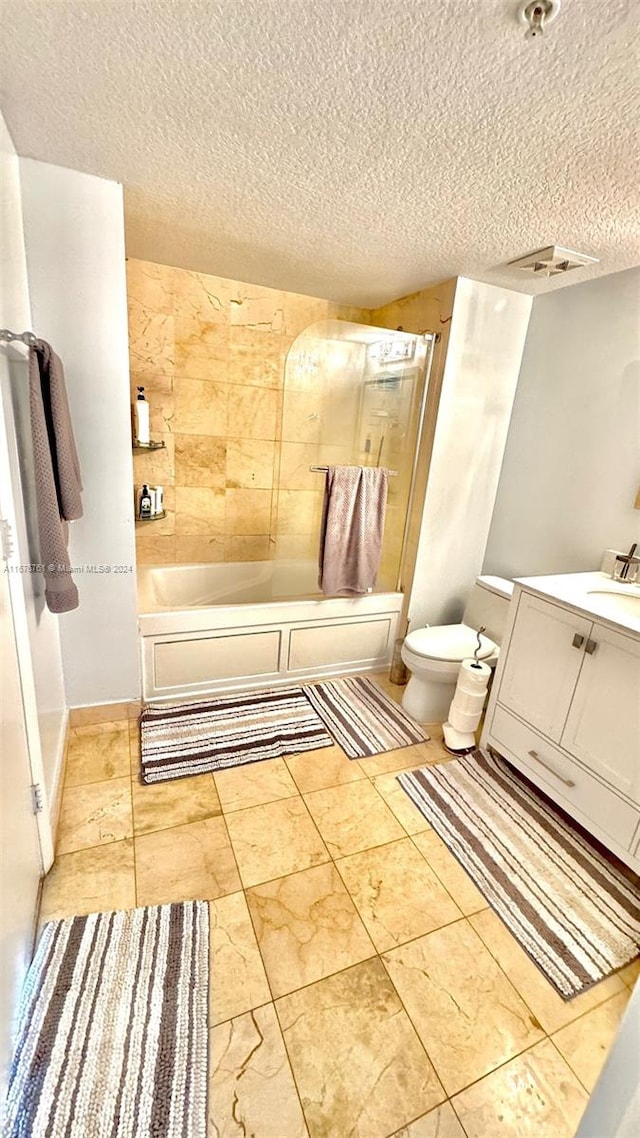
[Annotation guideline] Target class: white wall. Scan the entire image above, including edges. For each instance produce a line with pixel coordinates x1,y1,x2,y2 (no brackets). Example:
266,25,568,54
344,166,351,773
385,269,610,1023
408,278,532,629
19,159,140,706
484,268,640,579
0,116,30,321
575,979,640,1138
0,113,66,803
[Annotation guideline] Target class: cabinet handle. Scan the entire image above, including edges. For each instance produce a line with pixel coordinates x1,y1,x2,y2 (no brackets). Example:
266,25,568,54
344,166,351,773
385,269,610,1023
572,634,585,650
585,639,598,655
527,749,576,788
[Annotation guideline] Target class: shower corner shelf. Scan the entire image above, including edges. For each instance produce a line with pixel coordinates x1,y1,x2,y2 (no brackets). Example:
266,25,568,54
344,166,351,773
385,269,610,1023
136,510,166,523
133,439,166,452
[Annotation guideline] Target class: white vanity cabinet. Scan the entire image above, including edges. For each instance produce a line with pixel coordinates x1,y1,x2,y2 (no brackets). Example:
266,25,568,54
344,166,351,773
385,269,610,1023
482,581,640,871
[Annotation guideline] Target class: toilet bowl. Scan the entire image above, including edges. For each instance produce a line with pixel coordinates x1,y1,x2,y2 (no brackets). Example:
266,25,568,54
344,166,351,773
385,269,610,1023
401,576,513,723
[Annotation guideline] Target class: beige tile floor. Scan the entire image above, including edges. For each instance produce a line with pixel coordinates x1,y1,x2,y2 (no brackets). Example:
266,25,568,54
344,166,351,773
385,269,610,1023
40,673,637,1138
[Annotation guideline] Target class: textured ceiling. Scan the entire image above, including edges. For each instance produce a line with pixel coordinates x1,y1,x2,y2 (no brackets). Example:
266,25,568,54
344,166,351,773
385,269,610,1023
2,0,639,306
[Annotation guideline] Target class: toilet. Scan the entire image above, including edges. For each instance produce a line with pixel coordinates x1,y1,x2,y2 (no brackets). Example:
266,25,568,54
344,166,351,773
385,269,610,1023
401,575,514,722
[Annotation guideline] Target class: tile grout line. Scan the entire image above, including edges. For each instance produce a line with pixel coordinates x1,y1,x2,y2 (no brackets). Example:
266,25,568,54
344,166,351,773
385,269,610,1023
355,947,448,1112
64,769,132,791
448,1096,473,1138
215,807,246,904
235,841,318,1135
378,924,550,1096
448,1032,592,1108
380,1098,471,1138
450,1034,568,1106
54,783,134,859
405,828,487,919
214,787,302,815
545,1033,594,1097
243,875,377,1001
469,911,633,1032
549,985,632,1051
405,850,551,1037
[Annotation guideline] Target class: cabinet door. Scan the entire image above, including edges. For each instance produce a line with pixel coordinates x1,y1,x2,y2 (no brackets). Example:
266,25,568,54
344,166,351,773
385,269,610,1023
561,623,640,804
497,592,592,741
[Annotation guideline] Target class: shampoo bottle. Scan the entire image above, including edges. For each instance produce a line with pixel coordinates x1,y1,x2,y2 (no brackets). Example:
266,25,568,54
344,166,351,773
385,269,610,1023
139,484,152,519
134,386,150,445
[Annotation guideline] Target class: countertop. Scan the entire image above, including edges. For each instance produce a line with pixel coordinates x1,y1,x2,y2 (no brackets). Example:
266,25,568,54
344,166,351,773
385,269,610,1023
514,571,640,636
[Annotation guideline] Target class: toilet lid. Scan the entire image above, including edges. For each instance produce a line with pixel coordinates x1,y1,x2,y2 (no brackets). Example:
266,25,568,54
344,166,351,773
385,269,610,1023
405,623,497,662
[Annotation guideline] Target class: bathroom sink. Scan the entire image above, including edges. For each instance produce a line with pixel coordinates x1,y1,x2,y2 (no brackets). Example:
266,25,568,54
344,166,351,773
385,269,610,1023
586,589,640,621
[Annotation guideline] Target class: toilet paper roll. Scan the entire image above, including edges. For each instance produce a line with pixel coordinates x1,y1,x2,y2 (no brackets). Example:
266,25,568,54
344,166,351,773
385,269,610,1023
446,658,491,735
449,705,484,733
458,658,491,686
456,677,490,700
448,688,487,716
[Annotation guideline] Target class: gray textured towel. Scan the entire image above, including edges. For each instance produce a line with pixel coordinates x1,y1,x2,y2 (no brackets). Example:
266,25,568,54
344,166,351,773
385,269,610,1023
318,465,388,596
29,341,83,613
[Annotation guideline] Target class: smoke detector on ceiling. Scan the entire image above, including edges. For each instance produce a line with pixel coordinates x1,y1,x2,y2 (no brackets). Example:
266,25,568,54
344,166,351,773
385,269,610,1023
506,245,599,277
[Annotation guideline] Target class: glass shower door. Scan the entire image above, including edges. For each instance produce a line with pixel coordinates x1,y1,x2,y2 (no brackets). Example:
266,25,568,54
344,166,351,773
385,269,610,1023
275,320,433,594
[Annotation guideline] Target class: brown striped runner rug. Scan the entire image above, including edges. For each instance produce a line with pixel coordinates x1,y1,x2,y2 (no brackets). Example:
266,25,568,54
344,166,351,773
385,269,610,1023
302,675,429,758
140,687,333,783
4,901,209,1137
398,749,640,998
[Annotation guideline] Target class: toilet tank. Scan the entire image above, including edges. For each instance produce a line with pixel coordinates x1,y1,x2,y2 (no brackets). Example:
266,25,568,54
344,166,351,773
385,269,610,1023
462,576,514,644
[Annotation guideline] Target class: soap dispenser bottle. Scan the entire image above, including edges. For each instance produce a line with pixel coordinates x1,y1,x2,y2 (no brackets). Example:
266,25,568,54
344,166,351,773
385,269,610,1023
134,386,150,446
139,484,152,519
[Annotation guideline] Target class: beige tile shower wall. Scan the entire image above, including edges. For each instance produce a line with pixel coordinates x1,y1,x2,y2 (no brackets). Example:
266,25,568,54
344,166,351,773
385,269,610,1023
127,260,368,565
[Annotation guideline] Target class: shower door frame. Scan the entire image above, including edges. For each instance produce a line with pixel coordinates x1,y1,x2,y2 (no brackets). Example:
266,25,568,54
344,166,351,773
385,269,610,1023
394,332,437,593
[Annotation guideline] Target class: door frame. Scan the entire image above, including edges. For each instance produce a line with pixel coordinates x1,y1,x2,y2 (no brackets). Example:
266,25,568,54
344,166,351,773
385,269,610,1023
0,352,54,871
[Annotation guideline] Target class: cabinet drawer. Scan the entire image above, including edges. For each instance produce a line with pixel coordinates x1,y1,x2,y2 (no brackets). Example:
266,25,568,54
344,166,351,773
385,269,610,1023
491,704,639,848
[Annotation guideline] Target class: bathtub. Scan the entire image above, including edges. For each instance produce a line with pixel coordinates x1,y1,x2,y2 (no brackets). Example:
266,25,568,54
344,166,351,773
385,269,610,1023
138,561,403,702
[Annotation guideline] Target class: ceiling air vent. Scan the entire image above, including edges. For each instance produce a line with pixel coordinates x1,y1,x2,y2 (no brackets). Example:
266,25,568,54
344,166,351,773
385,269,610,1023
506,245,599,277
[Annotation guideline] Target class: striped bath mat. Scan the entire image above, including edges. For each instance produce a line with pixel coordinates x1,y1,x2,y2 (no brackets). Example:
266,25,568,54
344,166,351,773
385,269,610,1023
399,749,640,998
141,687,333,783
4,901,209,1138
303,675,428,759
